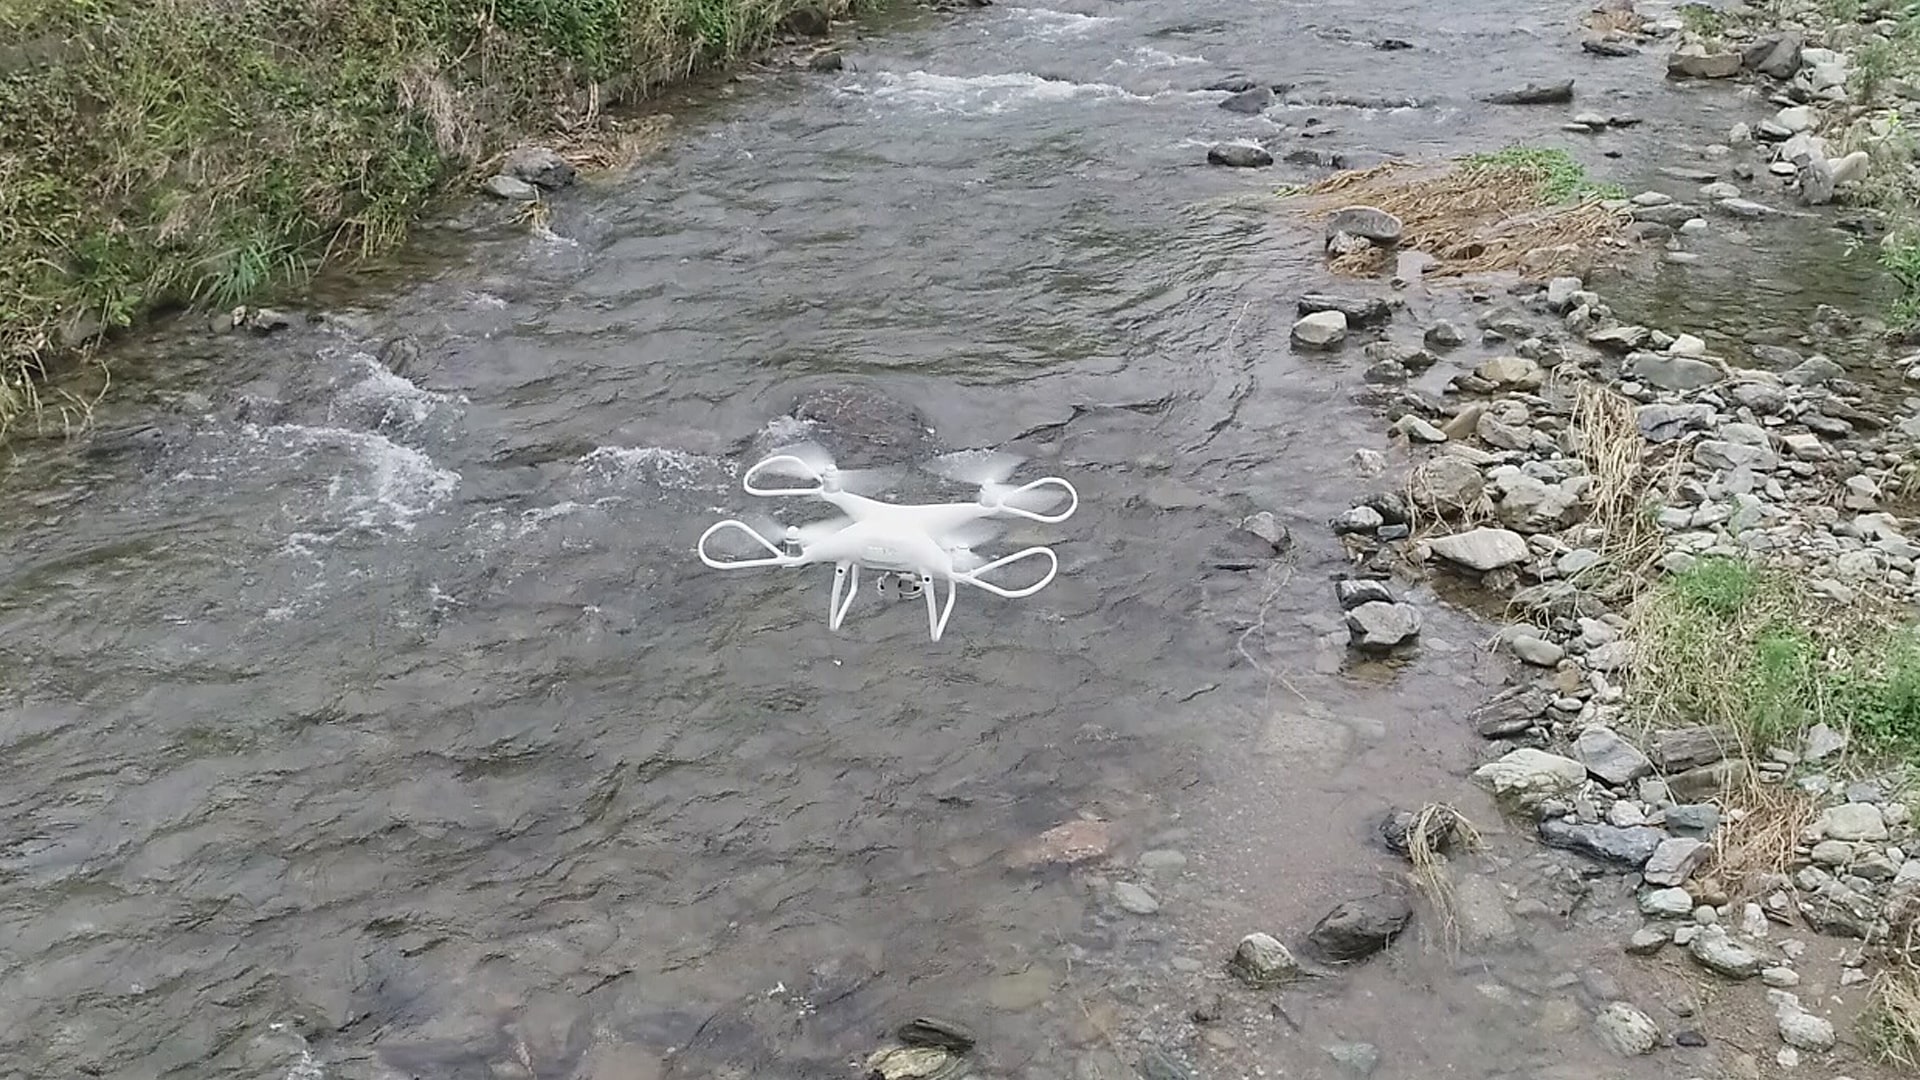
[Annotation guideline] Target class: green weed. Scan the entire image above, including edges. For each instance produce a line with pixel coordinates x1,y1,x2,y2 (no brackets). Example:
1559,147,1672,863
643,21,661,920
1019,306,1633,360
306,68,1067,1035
1461,146,1625,204
0,0,871,439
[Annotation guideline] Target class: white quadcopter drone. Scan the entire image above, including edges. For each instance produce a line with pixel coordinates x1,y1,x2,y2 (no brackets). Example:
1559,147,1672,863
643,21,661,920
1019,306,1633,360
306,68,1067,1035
697,441,1078,641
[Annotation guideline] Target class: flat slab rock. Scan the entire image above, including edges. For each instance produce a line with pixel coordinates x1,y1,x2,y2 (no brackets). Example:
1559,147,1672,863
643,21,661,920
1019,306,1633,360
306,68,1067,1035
1537,818,1663,868
1473,749,1586,809
1427,527,1529,571
1307,892,1414,961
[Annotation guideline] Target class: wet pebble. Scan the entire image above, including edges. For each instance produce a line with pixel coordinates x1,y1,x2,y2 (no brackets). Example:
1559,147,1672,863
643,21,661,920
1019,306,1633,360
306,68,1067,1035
1112,882,1160,915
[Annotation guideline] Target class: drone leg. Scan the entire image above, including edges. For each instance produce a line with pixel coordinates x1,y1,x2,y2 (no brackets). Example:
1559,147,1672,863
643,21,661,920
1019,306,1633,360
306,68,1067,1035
829,562,859,630
923,573,957,642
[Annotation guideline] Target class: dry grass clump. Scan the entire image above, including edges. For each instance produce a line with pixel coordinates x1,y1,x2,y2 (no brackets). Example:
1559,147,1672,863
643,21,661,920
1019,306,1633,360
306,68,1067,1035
1570,381,1680,581
1865,893,1920,1068
1282,147,1633,279
1693,782,1819,904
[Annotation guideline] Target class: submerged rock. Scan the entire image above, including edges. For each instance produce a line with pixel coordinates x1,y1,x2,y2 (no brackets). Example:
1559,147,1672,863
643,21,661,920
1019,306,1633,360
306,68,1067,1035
1209,143,1274,167
1308,892,1413,961
1346,602,1423,650
1668,45,1743,79
1220,85,1275,113
1228,932,1301,986
1484,79,1575,104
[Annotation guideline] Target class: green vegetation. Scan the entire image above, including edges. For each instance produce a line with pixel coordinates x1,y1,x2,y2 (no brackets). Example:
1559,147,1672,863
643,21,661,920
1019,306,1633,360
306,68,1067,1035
1634,556,1920,761
0,0,864,436
1460,146,1627,204
1677,2,1726,39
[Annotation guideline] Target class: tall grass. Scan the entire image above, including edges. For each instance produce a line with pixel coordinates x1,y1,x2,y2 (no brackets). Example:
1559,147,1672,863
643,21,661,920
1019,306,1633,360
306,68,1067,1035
0,0,861,437
1632,556,1920,762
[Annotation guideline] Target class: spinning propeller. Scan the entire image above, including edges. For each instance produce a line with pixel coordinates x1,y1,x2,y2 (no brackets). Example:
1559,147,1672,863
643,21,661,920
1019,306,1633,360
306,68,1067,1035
699,442,1078,641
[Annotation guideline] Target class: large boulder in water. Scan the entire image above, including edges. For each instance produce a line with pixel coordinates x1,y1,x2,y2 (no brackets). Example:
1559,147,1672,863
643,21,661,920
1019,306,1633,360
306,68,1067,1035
749,384,936,467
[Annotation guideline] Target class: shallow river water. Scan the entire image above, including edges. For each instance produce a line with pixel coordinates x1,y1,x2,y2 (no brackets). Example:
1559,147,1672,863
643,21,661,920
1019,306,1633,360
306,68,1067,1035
0,3,1903,1079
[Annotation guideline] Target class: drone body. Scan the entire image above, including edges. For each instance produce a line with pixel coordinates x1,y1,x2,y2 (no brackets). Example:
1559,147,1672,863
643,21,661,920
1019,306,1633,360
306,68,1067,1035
698,441,1076,641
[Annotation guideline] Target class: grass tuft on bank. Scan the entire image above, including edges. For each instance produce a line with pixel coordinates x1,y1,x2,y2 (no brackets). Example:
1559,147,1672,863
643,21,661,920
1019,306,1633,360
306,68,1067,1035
0,0,860,437
1631,555,1920,762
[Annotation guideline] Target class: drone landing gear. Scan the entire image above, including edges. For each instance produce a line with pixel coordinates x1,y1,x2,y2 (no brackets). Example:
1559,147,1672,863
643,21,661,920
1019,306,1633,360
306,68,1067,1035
875,571,926,601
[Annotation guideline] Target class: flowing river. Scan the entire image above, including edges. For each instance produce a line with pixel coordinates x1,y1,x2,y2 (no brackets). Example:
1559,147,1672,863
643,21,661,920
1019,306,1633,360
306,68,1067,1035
0,2,1896,1079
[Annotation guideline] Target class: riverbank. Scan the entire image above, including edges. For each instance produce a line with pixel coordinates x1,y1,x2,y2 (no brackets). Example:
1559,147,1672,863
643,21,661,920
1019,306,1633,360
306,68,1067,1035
0,0,904,437
1286,4,1920,1064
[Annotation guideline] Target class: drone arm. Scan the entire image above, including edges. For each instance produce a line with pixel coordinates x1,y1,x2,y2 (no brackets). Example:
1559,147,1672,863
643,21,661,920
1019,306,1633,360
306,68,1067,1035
698,520,801,569
954,545,1059,598
742,454,826,496
996,477,1079,523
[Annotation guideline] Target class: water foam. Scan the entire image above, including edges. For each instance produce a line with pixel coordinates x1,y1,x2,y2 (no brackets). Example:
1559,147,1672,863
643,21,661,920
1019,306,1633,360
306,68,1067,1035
577,446,734,491
333,353,461,430
251,424,461,531
1012,8,1114,36
1121,45,1209,68
859,70,1147,114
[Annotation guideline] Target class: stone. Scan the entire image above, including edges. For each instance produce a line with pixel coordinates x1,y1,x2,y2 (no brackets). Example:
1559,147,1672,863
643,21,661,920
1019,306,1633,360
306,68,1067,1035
1325,206,1404,245
1113,882,1160,915
1292,311,1348,350
1208,143,1274,168
1810,840,1854,867
1470,686,1551,738
1696,439,1778,472
1576,726,1653,786
1429,528,1529,571
1228,933,1300,987
1325,1043,1380,1078
1334,579,1395,610
1784,356,1843,386
1669,46,1744,79
1410,459,1486,512
1664,804,1720,838
1761,966,1800,988
1653,727,1728,771
1476,355,1545,390
1483,79,1575,104
865,1046,961,1079
1308,892,1413,961
1219,86,1275,113
1300,293,1395,326
1346,602,1423,651
1644,838,1713,887
1594,1002,1660,1056
1687,929,1765,979
1333,505,1385,533
1778,1007,1835,1052
502,145,577,189
1608,801,1647,827
481,174,540,201
1512,634,1565,668
1538,818,1662,868
1637,403,1716,442
1818,804,1888,842
1624,351,1722,391
1747,32,1804,79
1627,927,1671,954
1424,320,1466,349
1474,750,1589,809
1641,887,1696,918
897,1018,977,1054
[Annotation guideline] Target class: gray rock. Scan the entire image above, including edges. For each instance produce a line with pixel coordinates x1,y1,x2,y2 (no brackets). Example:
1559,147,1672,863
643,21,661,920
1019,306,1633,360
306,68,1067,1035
1228,932,1300,987
1393,414,1449,443
1334,579,1395,610
1346,602,1423,650
1475,750,1589,808
1333,505,1385,534
1640,887,1696,918
1308,892,1414,961
1325,1043,1380,1078
1476,355,1545,390
1802,723,1847,762
1817,803,1888,842
1470,685,1551,738
1746,32,1804,79
1718,197,1774,218
1113,882,1160,915
1668,46,1743,79
1409,458,1485,511
1777,1002,1835,1051
1483,79,1575,105
1209,143,1274,168
1575,726,1653,786
1624,351,1722,391
1594,1002,1660,1056
1219,86,1275,113
1424,321,1466,349
1429,527,1529,571
1627,928,1671,956
1512,634,1565,668
1644,838,1713,887
502,145,577,189
1784,356,1843,386
1652,727,1728,771
1300,293,1395,326
1687,929,1765,979
1636,402,1716,442
1538,818,1663,868
1810,839,1854,866
1663,803,1721,837
1292,311,1349,350
1325,206,1404,245
1695,439,1777,472
1761,966,1800,988
482,174,540,201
